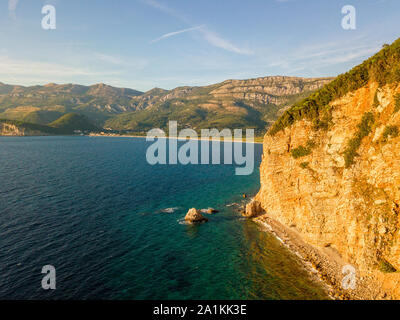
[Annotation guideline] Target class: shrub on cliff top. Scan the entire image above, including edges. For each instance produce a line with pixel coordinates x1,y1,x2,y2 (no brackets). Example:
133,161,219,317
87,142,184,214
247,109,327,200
269,38,400,136
394,94,400,113
300,162,309,169
373,91,380,108
291,146,311,159
382,125,399,142
379,260,397,273
343,112,375,168
291,140,316,159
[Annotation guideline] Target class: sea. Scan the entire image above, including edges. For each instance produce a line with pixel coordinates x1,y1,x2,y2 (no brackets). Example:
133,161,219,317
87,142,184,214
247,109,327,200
0,136,328,299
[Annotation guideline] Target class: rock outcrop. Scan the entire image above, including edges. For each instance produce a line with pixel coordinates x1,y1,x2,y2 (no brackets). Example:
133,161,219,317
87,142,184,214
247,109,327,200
244,200,264,218
254,81,400,298
210,76,333,106
185,208,208,223
0,122,46,136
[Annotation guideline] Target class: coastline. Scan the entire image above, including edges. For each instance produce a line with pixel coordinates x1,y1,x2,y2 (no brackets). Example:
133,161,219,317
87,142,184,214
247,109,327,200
0,133,264,144
88,133,264,144
252,213,388,300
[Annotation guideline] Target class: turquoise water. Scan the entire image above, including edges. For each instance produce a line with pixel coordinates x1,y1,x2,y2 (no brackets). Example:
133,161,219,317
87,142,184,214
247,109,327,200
0,136,328,299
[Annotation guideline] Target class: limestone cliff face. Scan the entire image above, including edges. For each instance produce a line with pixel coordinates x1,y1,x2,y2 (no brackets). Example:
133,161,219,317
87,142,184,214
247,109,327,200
254,82,400,296
210,76,333,105
0,123,46,136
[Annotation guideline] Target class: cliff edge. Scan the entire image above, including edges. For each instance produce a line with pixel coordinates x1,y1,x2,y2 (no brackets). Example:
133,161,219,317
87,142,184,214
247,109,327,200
250,38,400,299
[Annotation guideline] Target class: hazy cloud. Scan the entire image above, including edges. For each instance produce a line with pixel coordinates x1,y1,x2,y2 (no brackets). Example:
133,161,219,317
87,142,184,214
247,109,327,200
8,0,19,11
8,0,19,19
200,28,253,55
0,54,120,78
94,53,125,65
264,38,381,75
94,52,148,69
150,25,204,44
143,0,253,55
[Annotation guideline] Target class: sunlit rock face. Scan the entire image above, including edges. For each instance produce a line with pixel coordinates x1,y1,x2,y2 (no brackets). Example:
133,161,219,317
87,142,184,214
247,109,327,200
255,81,400,298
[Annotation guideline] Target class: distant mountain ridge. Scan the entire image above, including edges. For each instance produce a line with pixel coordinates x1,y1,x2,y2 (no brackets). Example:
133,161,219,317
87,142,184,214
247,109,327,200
0,76,333,136
107,76,333,135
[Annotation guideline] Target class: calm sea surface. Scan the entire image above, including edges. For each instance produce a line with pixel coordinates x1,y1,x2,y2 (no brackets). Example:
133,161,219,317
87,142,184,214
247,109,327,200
0,136,328,299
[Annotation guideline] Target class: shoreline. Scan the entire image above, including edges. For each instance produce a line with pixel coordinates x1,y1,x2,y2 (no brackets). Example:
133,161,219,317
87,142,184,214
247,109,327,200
88,133,264,144
253,213,388,300
0,133,264,144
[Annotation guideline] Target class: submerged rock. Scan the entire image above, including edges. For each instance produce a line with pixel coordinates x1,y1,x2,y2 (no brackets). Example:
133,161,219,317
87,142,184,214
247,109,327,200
200,208,219,214
185,208,208,223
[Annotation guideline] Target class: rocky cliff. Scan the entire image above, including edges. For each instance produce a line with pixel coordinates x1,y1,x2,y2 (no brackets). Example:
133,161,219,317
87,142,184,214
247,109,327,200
247,37,400,299
251,81,400,298
210,76,332,106
0,122,44,136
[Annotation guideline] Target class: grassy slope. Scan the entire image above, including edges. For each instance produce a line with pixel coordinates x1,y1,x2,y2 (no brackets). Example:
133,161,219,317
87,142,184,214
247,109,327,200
49,113,100,133
0,112,100,135
0,84,143,126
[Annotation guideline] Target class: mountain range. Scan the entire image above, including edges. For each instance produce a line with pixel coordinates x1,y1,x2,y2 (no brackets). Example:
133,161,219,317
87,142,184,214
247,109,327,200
0,76,332,136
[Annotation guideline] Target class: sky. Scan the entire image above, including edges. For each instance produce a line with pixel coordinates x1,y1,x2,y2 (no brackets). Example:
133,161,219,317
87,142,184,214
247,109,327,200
1,0,400,91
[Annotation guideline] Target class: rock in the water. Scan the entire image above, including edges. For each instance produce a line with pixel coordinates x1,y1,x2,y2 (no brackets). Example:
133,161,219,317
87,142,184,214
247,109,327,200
200,208,219,214
185,208,208,223
244,200,263,218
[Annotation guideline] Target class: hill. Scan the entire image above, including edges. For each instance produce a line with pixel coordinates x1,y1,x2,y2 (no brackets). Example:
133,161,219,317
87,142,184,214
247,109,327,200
0,83,143,125
0,119,60,136
105,76,332,136
49,113,100,133
0,112,100,136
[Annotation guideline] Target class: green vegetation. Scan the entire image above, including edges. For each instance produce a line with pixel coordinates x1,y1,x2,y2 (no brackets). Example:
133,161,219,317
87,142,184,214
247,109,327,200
0,83,143,126
311,111,332,131
0,113,100,135
105,98,270,136
300,162,309,169
291,140,316,159
382,125,399,142
0,119,60,134
291,146,311,159
343,112,375,168
49,113,99,134
394,94,400,113
378,259,397,273
373,91,380,108
270,38,400,136
0,78,330,137
23,110,64,125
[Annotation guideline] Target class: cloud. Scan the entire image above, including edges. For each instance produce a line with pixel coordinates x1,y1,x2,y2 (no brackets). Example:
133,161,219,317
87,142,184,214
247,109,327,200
263,37,381,75
200,28,253,55
94,53,125,65
143,0,253,55
94,52,148,69
8,0,19,11
8,0,19,19
150,25,204,43
142,0,182,19
0,54,120,78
